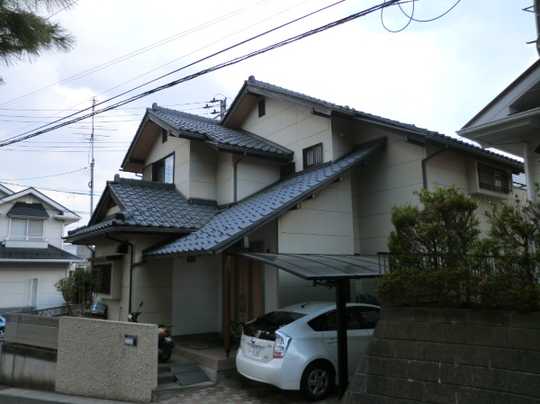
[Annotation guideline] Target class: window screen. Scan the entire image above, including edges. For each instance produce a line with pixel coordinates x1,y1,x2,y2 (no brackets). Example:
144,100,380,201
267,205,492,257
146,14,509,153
478,163,510,193
303,143,323,169
11,219,27,240
28,220,44,240
93,264,112,295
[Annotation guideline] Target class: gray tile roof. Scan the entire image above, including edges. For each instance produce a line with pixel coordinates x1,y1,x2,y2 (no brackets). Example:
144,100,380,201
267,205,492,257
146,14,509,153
0,244,81,261
148,106,293,160
67,179,217,240
239,77,522,170
7,202,49,219
146,140,385,257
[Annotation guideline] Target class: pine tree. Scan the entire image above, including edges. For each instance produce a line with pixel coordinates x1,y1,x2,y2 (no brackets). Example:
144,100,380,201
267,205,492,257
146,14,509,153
0,0,75,80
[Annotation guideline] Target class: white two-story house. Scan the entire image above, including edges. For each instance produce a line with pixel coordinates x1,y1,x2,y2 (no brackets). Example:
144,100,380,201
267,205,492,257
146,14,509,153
0,185,81,311
66,76,523,347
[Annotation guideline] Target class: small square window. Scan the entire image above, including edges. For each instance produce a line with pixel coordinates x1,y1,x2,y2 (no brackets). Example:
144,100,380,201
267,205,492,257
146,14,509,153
258,98,266,117
478,163,510,194
93,264,112,295
303,143,323,169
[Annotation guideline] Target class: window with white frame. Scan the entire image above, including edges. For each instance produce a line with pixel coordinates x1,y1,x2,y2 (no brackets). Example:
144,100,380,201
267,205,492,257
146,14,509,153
10,218,44,241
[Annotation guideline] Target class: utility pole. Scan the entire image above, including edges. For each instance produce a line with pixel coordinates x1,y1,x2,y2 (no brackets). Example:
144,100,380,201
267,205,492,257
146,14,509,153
89,97,95,214
204,96,227,120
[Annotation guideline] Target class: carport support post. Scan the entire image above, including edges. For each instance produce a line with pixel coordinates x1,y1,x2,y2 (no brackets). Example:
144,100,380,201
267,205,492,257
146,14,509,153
336,278,349,397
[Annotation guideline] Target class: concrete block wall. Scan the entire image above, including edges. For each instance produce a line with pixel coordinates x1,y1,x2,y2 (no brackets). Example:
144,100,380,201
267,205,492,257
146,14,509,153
55,317,158,403
346,307,540,404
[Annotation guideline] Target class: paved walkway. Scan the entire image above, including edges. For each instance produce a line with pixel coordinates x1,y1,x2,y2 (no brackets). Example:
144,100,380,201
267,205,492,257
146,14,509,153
159,372,340,404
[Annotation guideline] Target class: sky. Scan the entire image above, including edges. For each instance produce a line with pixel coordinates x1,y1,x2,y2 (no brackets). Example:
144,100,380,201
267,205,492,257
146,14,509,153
0,0,537,232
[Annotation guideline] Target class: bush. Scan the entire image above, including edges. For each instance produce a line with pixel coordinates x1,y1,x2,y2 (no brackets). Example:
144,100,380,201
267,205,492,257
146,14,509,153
56,268,95,305
378,187,540,312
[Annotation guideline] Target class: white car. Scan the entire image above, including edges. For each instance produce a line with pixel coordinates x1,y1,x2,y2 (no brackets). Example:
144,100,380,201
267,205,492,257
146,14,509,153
236,302,380,401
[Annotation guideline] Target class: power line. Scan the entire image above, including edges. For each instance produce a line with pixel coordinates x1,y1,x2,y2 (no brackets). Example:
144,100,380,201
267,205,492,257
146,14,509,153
398,0,462,23
0,166,88,181
0,0,354,146
0,101,207,112
381,0,415,33
0,3,269,107
0,181,97,196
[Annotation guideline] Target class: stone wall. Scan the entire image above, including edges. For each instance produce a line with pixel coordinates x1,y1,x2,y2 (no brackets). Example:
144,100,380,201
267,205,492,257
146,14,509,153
0,344,56,391
346,307,540,404
55,317,158,403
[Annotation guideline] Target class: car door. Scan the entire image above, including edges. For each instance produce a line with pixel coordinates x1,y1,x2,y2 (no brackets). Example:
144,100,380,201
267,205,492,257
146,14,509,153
346,306,380,368
306,309,338,364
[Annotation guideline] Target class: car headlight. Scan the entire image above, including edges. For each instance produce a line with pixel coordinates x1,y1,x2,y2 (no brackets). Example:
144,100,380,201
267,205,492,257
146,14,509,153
273,331,291,359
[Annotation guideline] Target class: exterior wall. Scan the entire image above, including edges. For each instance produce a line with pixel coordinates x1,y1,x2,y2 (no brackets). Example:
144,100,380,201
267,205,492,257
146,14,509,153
189,141,217,201
143,136,190,197
241,97,333,171
347,308,540,403
0,194,66,249
56,317,158,403
93,234,172,325
277,176,354,306
216,153,280,205
467,66,540,128
426,147,518,234
171,255,221,335
237,157,280,201
217,153,234,205
0,264,67,309
350,128,425,256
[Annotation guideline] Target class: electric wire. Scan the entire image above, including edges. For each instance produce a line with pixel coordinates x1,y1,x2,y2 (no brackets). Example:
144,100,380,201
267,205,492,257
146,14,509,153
0,2,267,107
380,0,415,33
398,0,462,23
0,167,88,181
0,0,351,145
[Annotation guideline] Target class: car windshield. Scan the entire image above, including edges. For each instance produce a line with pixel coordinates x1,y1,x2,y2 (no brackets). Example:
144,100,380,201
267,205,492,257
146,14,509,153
244,311,305,341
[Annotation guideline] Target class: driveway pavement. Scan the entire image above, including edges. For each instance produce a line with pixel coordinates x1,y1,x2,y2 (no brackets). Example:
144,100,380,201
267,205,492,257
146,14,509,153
159,372,340,404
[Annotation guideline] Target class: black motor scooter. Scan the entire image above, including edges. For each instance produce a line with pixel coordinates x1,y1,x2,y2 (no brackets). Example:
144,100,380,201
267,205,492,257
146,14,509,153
128,301,175,363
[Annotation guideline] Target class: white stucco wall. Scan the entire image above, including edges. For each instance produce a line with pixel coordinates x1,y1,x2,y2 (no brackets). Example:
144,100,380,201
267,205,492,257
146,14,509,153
278,173,355,255
0,194,67,249
94,235,172,325
143,136,190,197
189,141,217,201
241,97,332,171
171,255,221,335
0,264,67,309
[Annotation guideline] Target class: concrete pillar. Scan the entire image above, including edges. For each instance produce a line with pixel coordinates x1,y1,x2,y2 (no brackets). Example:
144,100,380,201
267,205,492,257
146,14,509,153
523,142,540,201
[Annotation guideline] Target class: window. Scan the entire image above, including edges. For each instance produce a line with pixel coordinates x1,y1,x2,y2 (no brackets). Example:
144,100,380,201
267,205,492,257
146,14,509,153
478,163,510,194
303,143,323,169
151,154,174,184
10,218,44,241
308,306,380,332
93,264,112,295
258,98,266,117
347,306,380,330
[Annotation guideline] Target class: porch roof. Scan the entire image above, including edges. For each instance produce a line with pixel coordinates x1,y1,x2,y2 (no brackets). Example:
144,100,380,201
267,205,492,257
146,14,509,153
235,252,382,280
145,139,385,257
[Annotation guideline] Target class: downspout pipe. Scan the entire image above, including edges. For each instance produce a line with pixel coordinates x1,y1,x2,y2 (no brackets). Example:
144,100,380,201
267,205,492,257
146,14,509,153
421,145,449,189
105,234,135,315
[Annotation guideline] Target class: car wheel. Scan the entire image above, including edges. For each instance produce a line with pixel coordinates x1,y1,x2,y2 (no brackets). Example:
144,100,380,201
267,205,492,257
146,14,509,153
300,361,335,401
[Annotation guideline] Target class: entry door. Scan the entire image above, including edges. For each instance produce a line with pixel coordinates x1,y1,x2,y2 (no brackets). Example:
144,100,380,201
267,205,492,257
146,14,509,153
231,257,264,324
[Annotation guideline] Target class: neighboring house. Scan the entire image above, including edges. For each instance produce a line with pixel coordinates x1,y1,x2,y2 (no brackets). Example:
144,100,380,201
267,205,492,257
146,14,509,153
459,59,540,201
66,76,523,339
0,185,81,311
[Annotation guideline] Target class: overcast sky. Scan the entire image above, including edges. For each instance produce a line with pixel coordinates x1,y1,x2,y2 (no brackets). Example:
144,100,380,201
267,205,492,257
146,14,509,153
0,0,536,231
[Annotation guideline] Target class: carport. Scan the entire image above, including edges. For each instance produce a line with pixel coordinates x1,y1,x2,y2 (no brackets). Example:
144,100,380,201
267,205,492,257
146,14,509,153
234,252,384,395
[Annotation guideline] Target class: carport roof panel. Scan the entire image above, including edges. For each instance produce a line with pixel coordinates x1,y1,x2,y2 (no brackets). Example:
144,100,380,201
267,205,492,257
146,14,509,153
236,252,382,280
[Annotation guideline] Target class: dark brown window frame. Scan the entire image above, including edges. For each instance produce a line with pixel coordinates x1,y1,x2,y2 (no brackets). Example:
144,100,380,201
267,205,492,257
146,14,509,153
150,152,175,184
258,98,266,117
303,143,323,170
477,163,510,194
93,263,112,295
